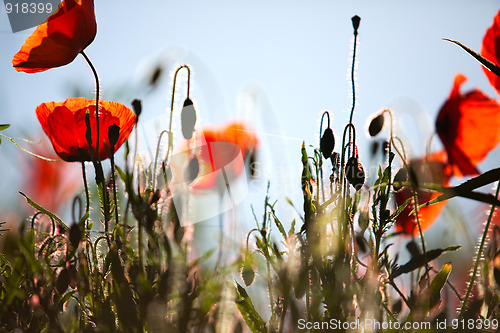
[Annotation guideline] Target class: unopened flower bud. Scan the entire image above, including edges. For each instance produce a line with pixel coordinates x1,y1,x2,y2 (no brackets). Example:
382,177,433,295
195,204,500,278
184,156,199,185
393,167,408,191
320,127,335,159
345,156,365,190
181,98,197,140
369,113,384,137
131,99,142,118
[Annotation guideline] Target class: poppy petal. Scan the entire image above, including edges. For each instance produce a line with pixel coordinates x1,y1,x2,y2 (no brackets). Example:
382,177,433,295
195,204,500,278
394,152,451,235
13,0,96,73
436,74,500,177
481,10,500,94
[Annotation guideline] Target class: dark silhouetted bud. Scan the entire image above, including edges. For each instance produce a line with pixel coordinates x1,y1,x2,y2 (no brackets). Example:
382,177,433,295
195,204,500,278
149,190,161,205
241,259,255,287
149,66,163,88
107,124,120,148
320,127,335,159
352,15,361,33
181,98,197,139
370,141,380,158
345,156,365,190
369,113,384,137
131,99,142,118
184,156,199,185
69,223,82,249
56,268,70,294
393,167,408,191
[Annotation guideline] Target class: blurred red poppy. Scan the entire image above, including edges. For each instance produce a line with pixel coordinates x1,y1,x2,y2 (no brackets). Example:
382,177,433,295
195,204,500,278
36,98,136,162
188,121,258,190
481,10,500,94
22,140,81,213
435,74,500,177
12,0,96,73
395,152,452,235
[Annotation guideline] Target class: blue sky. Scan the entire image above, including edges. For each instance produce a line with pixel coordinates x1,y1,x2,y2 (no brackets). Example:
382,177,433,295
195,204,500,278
0,1,499,244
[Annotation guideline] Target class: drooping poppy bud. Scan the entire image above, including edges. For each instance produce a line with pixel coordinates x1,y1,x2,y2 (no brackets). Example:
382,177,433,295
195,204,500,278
56,268,70,294
131,99,142,119
181,98,197,140
184,156,199,185
69,223,82,249
393,167,408,191
370,141,380,158
320,127,335,159
345,156,365,190
368,113,384,137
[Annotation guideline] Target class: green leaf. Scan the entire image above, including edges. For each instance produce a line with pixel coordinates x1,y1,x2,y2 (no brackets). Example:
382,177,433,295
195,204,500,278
234,282,266,333
391,246,460,278
19,191,68,230
429,262,452,307
0,124,10,131
443,38,500,78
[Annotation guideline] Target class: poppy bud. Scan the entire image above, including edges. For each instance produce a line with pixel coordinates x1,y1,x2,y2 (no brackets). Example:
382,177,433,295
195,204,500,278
56,268,70,294
184,156,199,185
149,66,163,88
352,15,361,33
69,223,82,249
131,99,142,118
393,167,407,191
241,259,255,287
370,141,380,158
320,127,335,159
345,156,365,190
369,113,384,137
107,124,120,148
181,98,197,140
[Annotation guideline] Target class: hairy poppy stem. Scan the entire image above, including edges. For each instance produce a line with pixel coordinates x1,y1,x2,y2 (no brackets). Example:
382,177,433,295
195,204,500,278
110,152,119,227
459,180,500,319
81,51,111,243
81,162,90,216
80,51,101,162
164,65,191,167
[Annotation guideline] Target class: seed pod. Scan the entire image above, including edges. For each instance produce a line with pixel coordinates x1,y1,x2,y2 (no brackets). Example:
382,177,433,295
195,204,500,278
107,124,120,148
368,113,384,137
320,127,335,159
181,98,197,140
69,223,82,249
184,156,199,185
345,156,365,190
352,15,361,33
393,167,408,191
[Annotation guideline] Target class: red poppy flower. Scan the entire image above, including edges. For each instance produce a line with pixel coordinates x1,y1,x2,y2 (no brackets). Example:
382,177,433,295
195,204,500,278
395,152,452,235
481,10,500,94
12,0,96,73
182,121,258,190
435,74,500,177
36,98,136,162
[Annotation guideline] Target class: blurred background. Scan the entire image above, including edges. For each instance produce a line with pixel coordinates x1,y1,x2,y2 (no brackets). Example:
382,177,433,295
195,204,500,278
0,1,499,277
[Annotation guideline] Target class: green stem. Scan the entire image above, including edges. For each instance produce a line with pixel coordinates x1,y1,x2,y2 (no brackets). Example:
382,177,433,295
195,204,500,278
459,181,500,319
80,51,100,161
110,151,119,227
